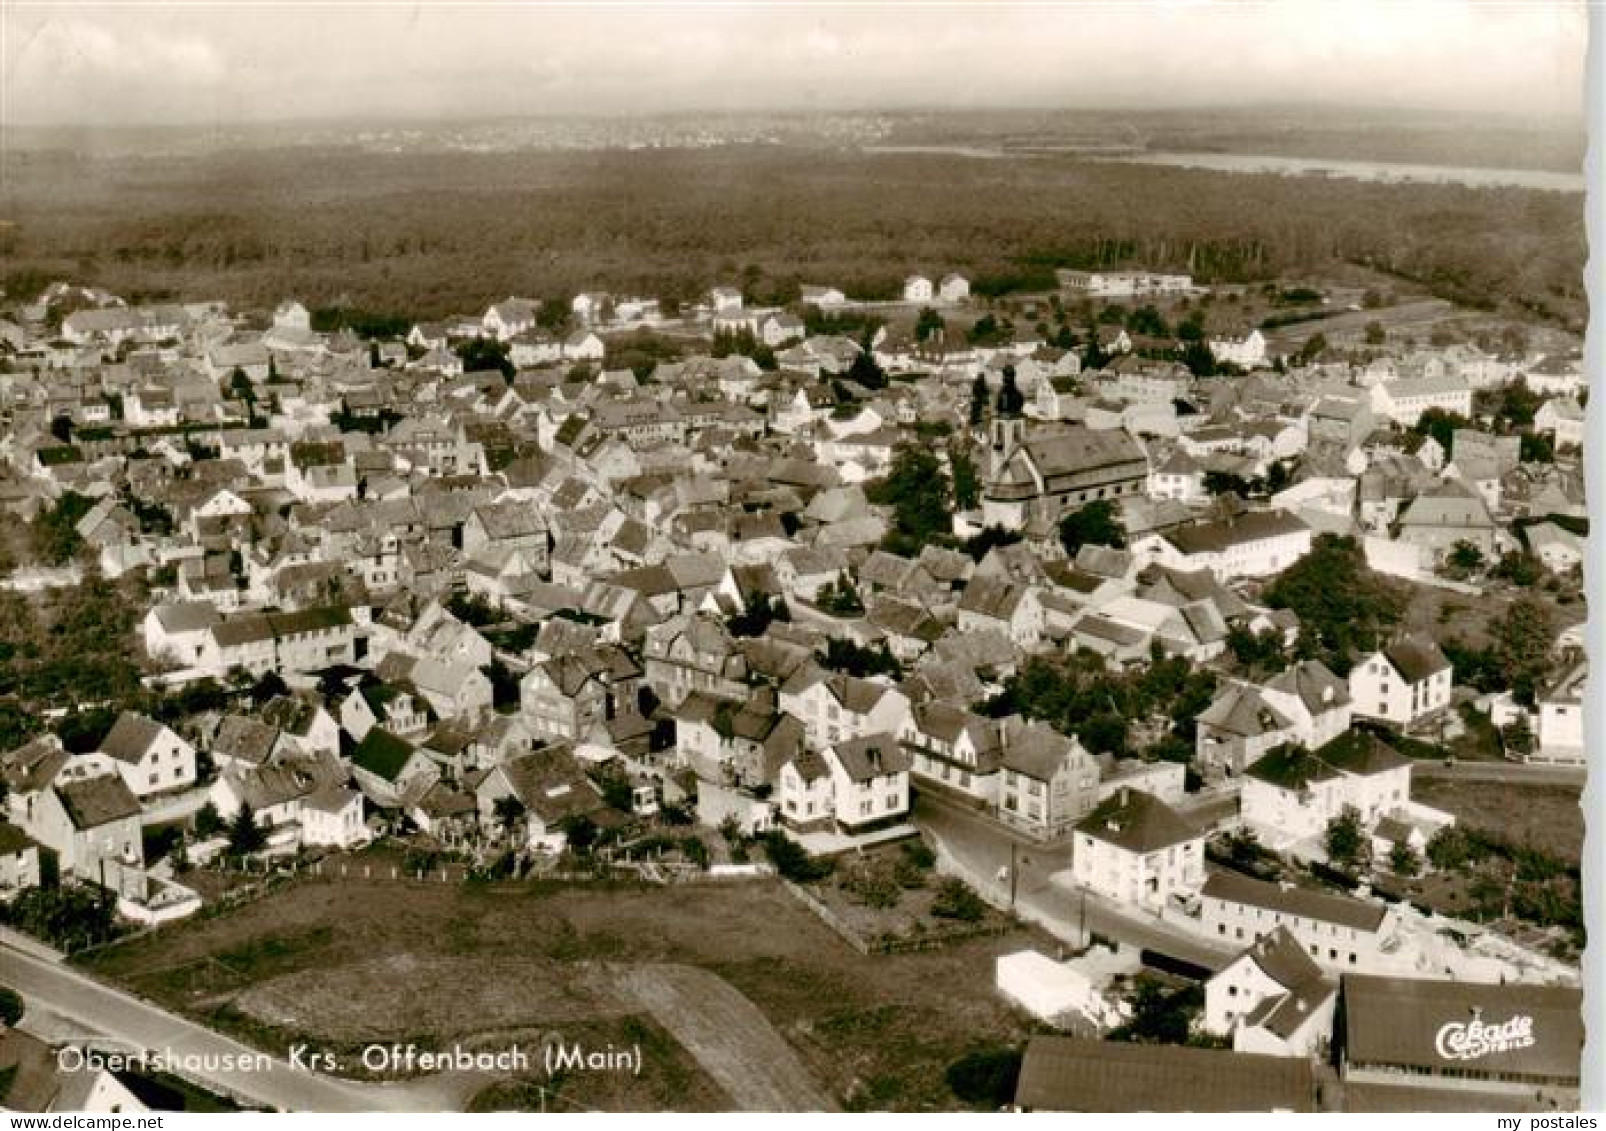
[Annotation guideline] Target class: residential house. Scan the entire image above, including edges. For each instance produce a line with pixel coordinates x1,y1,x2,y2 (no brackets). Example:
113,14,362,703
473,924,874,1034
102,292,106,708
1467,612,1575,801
1348,637,1453,727
778,665,912,748
1071,788,1204,914
1240,731,1416,848
96,712,198,799
1533,396,1584,449
474,746,608,853
899,701,1005,806
520,646,644,743
957,576,1044,649
1203,926,1336,1058
779,733,911,835
1533,660,1585,766
996,719,1100,839
348,727,439,809
22,775,143,884
902,275,934,303
1195,683,1297,778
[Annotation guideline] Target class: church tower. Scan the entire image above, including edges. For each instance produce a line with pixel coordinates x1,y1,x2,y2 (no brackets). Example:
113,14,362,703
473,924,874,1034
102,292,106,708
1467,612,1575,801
990,366,1026,478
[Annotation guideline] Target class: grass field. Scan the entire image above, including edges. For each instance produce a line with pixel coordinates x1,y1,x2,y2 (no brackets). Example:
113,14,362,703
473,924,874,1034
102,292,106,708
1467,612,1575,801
1413,779,1584,864
79,875,1047,1111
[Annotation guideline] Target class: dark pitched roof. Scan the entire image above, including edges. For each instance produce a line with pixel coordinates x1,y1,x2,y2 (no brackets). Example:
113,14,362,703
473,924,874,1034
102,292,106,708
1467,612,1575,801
1382,637,1451,683
1075,788,1198,852
351,728,418,783
1015,1036,1316,1112
830,733,910,781
1202,869,1386,932
56,774,142,830
1163,508,1310,556
96,712,167,764
1235,924,1325,993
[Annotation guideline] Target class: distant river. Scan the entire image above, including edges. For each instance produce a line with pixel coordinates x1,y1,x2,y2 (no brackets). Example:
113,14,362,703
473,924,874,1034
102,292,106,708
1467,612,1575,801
1095,151,1584,193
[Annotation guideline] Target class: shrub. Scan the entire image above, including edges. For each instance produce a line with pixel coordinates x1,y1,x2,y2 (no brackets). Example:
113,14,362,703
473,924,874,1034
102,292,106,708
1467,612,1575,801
945,1046,1023,1109
760,831,834,883
840,863,901,909
0,986,23,1026
931,877,987,922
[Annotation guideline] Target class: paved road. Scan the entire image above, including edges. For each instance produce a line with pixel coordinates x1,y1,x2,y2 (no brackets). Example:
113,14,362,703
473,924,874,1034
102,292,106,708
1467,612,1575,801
911,791,1234,971
2,942,479,1112
1414,761,1586,787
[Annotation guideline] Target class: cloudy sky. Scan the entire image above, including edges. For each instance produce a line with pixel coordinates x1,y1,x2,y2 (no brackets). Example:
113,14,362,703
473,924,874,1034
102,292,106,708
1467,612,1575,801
1,2,1588,127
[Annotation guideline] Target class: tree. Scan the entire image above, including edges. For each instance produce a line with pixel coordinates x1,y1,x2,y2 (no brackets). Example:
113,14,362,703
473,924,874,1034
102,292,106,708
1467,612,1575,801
817,572,865,617
49,414,74,443
1227,623,1288,674
950,445,981,511
962,523,1023,563
1389,842,1422,878
1202,470,1254,498
1109,976,1202,1045
1057,499,1125,557
727,590,787,637
193,801,224,839
1493,550,1542,587
968,374,989,427
491,790,523,835
1427,824,1483,872
561,814,599,854
1446,540,1485,576
1519,432,1555,464
1125,304,1170,337
844,348,887,390
1263,534,1404,674
914,306,945,343
878,444,952,552
759,830,833,882
1295,332,1328,366
29,491,94,566
820,637,901,679
1492,595,1555,707
1500,714,1536,759
1324,806,1368,872
1412,407,1471,455
1364,321,1386,345
226,804,266,857
455,337,514,380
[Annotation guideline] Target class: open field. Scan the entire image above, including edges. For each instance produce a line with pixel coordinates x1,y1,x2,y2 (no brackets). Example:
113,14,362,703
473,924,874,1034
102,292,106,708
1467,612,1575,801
1413,778,1584,864
79,876,1048,1111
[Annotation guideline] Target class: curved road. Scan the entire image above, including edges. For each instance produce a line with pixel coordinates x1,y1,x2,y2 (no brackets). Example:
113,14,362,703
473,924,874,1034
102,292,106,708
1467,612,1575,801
3,942,479,1112
913,790,1235,971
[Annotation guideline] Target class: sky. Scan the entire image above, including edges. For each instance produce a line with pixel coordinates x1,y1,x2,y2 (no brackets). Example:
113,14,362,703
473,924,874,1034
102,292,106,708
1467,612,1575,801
0,2,1589,128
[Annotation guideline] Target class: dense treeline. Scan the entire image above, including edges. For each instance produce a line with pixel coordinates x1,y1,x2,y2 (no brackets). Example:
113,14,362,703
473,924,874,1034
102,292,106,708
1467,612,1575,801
0,146,1584,328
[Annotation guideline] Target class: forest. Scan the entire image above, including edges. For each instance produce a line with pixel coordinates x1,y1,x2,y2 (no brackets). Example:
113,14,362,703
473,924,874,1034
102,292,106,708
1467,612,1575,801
0,143,1585,331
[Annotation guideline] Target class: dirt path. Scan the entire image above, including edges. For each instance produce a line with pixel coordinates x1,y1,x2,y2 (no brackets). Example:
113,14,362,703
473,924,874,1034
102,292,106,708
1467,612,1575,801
595,964,837,1112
